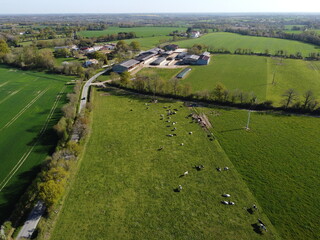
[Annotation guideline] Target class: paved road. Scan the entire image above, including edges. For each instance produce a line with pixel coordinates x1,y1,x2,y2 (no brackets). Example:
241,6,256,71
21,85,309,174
78,66,111,114
16,201,46,239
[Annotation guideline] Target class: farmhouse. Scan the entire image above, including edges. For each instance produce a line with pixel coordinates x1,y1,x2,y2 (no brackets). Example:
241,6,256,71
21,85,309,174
83,59,99,68
83,46,103,54
190,31,201,38
113,59,140,73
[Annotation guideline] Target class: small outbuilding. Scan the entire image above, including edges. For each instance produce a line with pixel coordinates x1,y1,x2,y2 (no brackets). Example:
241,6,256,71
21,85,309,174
176,68,192,78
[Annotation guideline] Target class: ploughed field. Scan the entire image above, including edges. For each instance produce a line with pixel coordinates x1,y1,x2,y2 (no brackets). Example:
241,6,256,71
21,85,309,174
173,32,320,57
0,65,72,222
49,87,279,240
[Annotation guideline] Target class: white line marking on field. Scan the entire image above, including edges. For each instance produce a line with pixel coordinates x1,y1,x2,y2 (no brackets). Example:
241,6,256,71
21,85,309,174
0,86,66,192
0,82,8,88
0,88,49,131
0,89,21,105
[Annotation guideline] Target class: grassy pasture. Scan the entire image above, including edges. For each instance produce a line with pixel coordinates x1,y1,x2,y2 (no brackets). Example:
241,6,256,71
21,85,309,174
199,108,320,239
119,36,174,50
49,88,279,240
183,55,268,101
180,55,320,105
284,30,320,35
0,65,72,222
78,26,187,38
136,67,181,81
173,32,320,57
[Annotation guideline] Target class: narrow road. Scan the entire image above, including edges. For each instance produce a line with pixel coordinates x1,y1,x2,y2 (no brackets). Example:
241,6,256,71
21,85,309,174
16,201,46,239
78,66,111,114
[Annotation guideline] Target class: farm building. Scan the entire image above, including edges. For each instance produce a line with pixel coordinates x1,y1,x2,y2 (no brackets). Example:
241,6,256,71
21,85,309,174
196,52,211,65
113,59,140,73
150,57,166,66
177,68,192,78
83,59,99,68
164,44,179,51
161,51,173,57
135,51,157,62
175,52,188,60
183,55,200,64
135,48,163,63
182,52,211,65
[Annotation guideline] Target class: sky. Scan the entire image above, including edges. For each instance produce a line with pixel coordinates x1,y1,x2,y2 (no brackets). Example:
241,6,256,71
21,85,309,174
0,0,320,14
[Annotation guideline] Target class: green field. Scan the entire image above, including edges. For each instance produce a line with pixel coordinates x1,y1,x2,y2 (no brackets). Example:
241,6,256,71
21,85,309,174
49,88,280,240
284,25,306,30
0,65,72,222
173,32,320,56
79,26,187,38
180,55,320,105
137,67,181,81
199,108,320,239
284,30,320,35
119,36,174,50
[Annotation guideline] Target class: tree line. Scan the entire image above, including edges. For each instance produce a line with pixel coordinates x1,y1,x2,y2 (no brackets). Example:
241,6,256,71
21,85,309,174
111,71,320,115
225,28,320,59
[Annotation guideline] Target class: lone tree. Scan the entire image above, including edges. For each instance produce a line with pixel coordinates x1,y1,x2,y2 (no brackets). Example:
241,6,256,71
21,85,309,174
120,71,131,86
129,41,141,52
170,78,181,96
302,90,315,109
282,88,298,108
212,83,226,101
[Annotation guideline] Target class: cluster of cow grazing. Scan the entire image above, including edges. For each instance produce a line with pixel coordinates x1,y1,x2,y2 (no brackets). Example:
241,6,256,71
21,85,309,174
154,101,268,234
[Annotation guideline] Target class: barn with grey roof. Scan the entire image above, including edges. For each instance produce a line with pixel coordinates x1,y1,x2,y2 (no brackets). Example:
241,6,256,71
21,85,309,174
112,59,140,73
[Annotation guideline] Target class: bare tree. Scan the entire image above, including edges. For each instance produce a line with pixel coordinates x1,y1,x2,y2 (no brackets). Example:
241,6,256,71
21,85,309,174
282,89,298,108
222,89,229,102
170,78,180,96
302,90,315,109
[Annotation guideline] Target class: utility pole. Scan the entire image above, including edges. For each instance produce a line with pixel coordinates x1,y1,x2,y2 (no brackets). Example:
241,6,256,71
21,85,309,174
246,110,251,130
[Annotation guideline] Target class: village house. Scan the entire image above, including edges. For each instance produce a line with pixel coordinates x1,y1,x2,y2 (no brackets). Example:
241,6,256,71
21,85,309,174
83,59,99,68
190,31,201,38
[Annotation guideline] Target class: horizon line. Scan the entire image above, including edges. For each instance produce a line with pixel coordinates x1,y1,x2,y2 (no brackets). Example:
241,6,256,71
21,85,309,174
1,12,320,15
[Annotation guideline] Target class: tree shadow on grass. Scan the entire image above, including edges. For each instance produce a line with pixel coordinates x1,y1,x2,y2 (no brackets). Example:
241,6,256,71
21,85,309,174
97,86,178,105
0,165,40,224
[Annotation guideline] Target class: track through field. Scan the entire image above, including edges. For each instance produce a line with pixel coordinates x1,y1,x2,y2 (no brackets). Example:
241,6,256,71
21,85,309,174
0,88,49,131
0,85,66,192
0,89,22,105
